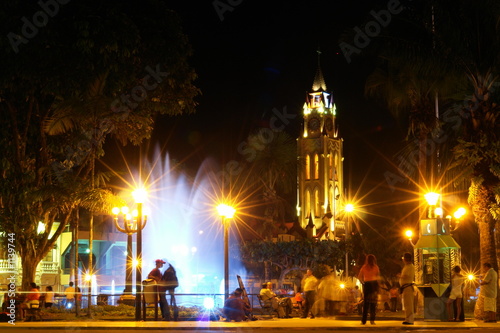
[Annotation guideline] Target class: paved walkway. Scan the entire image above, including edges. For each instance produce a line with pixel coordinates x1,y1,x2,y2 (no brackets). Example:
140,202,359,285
1,317,500,330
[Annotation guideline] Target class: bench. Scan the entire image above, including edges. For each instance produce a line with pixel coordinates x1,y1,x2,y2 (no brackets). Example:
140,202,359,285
256,295,277,318
24,302,42,321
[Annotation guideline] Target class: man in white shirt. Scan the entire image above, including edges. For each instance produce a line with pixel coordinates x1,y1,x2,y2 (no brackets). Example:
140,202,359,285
301,269,318,319
400,253,415,325
480,262,498,323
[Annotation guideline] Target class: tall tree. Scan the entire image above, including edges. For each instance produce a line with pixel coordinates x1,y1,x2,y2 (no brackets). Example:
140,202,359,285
0,0,199,290
360,0,500,318
239,130,297,238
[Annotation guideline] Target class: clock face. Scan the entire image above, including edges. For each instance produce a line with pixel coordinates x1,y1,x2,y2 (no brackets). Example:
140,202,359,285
325,118,333,131
308,117,320,132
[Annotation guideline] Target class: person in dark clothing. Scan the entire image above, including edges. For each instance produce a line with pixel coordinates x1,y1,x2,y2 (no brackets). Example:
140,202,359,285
148,259,169,320
223,288,250,322
162,263,179,320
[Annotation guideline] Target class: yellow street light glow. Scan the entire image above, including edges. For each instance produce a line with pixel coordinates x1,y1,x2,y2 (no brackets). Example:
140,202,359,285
345,204,354,213
217,204,236,218
132,188,147,204
84,273,92,282
339,283,345,289
405,230,413,239
467,274,475,281
454,207,467,219
121,206,130,214
434,207,443,217
112,207,120,215
424,192,440,206
132,258,140,268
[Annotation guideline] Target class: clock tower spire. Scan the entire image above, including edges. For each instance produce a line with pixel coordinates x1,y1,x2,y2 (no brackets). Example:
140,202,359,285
297,51,344,240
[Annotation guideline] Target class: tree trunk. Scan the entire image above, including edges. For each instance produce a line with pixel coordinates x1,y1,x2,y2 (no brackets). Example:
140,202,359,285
21,248,41,292
470,182,496,319
264,261,270,283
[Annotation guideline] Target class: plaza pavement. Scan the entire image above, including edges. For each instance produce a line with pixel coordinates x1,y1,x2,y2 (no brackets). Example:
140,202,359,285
2,314,500,331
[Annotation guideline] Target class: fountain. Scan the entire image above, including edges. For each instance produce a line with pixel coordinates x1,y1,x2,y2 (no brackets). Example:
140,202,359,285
130,152,246,307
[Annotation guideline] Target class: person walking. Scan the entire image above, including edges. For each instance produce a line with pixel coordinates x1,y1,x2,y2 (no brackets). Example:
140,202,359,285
317,271,336,317
162,263,179,320
446,265,464,321
301,269,318,319
480,262,498,323
357,254,380,325
400,252,415,325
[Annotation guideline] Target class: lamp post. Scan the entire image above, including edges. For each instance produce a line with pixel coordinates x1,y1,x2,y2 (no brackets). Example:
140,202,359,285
112,188,148,321
132,189,147,321
112,206,135,294
217,203,236,301
344,203,354,278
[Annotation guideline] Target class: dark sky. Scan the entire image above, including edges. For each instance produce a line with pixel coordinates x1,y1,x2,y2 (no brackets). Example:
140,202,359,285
155,1,404,160
160,1,406,214
110,0,412,229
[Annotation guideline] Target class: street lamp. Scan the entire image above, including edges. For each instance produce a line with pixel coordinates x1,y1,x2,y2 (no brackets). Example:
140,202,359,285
217,203,236,301
446,207,467,233
404,229,415,247
112,188,148,321
424,192,440,218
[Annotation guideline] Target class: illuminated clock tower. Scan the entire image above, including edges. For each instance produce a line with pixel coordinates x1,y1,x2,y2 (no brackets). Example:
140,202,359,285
297,55,344,240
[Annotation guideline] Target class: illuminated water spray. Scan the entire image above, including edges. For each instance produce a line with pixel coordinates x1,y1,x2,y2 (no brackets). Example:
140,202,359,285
133,153,245,305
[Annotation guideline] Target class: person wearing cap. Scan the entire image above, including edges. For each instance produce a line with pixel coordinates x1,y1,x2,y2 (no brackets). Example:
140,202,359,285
148,259,169,320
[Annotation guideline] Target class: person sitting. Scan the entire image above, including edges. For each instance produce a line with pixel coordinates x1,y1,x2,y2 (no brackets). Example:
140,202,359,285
259,282,291,318
223,288,250,322
64,282,75,310
44,286,54,308
25,282,40,309
294,292,304,312
21,282,40,321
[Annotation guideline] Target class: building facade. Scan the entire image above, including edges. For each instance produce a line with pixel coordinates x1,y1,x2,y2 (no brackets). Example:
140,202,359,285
297,61,345,240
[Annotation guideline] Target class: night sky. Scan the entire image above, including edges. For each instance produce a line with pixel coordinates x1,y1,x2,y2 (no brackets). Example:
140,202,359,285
154,1,407,221
106,1,415,231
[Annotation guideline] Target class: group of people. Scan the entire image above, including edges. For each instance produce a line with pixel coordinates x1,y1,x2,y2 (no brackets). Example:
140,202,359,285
355,252,419,325
357,253,500,325
147,259,178,321
2,282,57,320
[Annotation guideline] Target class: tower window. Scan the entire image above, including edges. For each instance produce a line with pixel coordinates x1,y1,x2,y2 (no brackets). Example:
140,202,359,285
305,155,311,180
315,189,321,218
314,154,319,179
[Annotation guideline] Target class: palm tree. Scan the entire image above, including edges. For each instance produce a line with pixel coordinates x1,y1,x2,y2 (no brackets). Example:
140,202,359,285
361,0,500,318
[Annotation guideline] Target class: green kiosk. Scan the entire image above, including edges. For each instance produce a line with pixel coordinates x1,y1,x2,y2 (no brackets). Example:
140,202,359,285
414,218,461,320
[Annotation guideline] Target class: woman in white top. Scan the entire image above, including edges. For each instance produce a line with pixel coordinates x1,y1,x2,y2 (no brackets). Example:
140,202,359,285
446,266,464,321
